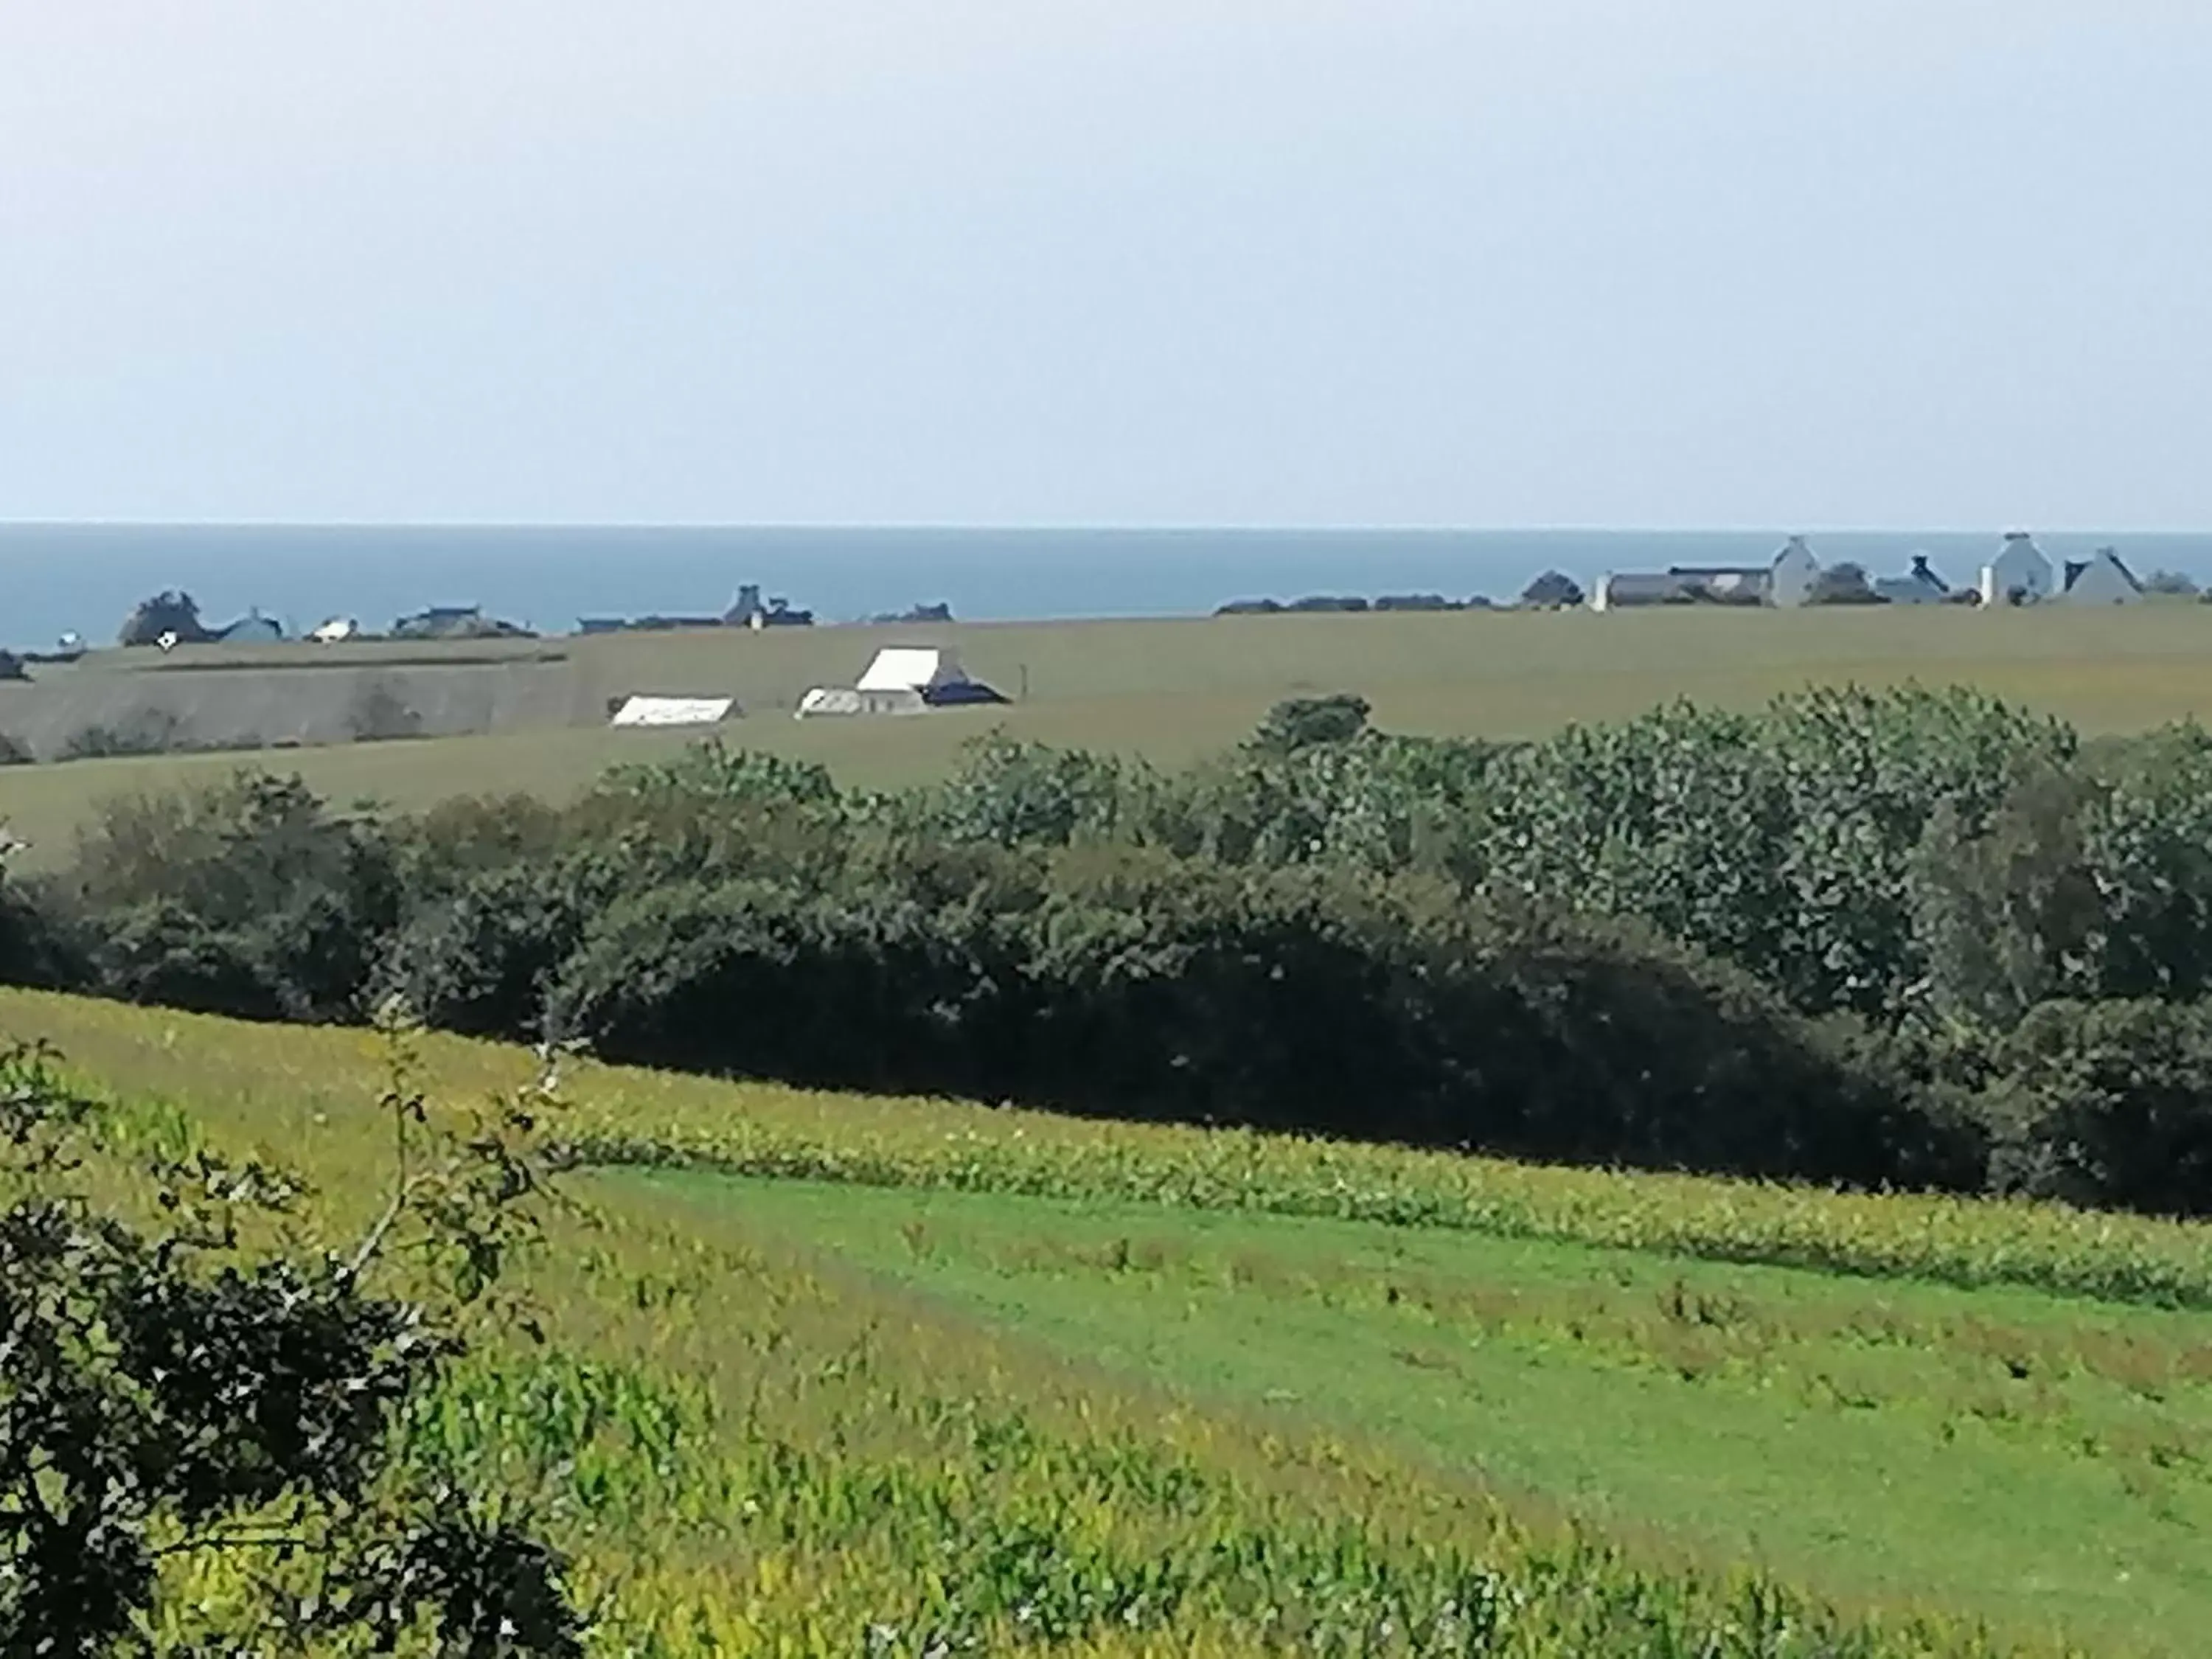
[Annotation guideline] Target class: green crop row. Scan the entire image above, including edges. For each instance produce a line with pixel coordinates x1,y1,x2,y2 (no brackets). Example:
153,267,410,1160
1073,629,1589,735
560,1093,2212,1312
7,986,2209,1312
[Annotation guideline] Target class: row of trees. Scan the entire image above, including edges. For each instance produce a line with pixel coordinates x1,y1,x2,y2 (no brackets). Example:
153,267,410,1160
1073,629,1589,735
4,688,2211,1215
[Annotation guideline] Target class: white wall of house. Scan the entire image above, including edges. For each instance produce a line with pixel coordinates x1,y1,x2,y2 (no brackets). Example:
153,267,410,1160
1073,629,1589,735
1769,538,1820,608
1978,535,2054,606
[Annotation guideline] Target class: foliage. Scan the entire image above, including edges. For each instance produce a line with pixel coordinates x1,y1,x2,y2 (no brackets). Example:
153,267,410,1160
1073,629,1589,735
1808,561,1884,605
17,686,2212,1214
0,731,29,766
1520,569,1584,608
348,676,425,742
0,1026,583,1655
1980,998,2212,1217
116,591,212,648
65,772,400,1023
2142,568,2199,597
60,711,189,761
1249,692,1373,754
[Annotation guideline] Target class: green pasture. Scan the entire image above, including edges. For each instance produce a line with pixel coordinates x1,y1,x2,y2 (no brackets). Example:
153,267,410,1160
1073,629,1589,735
618,1169,2212,1655
9,605,2212,864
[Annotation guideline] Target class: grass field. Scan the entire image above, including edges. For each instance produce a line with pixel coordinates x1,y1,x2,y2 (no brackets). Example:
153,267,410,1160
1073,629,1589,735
7,987,2208,1655
9,604,2212,863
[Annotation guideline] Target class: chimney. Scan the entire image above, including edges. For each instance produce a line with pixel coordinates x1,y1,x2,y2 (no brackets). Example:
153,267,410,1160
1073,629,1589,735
1910,554,1931,577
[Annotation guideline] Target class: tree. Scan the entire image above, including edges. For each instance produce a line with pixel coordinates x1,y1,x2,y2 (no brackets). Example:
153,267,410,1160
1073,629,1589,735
1520,570,1584,609
117,591,213,648
2143,568,2199,597
0,1018,587,1655
1807,562,1882,605
1249,693,1373,754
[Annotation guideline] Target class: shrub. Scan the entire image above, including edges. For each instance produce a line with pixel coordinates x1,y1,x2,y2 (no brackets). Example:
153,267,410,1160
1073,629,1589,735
1980,998,2212,1217
1250,692,1372,755
0,1034,583,1654
116,588,213,647
1520,570,1584,608
348,675,424,741
60,711,186,760
69,772,398,1021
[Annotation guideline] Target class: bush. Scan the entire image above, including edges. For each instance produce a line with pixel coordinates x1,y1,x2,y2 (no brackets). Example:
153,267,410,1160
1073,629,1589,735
68,772,398,1021
348,676,424,741
0,1035,584,1653
116,588,213,647
60,711,187,760
31,691,2212,1217
1520,570,1584,608
1250,693,1372,755
543,846,1969,1189
1980,998,2212,1216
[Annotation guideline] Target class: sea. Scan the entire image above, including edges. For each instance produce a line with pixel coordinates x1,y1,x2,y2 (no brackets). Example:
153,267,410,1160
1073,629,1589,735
4,524,2210,650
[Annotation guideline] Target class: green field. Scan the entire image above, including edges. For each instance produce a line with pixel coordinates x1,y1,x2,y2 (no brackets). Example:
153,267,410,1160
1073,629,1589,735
9,605,2212,864
8,987,2208,1655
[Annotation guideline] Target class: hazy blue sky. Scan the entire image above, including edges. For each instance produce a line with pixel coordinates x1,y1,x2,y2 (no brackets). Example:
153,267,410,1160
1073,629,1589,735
2,2,2205,529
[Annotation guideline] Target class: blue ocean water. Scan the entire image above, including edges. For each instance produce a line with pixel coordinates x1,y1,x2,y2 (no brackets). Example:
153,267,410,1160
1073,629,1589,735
2,524,2208,650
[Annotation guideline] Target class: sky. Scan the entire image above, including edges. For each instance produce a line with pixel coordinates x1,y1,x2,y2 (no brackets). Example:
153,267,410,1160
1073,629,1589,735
1,1,2207,530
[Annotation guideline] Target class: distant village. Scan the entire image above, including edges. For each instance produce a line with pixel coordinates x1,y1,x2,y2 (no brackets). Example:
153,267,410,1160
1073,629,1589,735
1217,532,2185,616
1,585,973,665
2,532,2194,676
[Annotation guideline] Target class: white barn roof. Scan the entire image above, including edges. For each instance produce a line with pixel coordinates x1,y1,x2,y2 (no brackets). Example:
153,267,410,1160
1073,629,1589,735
609,695,737,728
856,647,968,692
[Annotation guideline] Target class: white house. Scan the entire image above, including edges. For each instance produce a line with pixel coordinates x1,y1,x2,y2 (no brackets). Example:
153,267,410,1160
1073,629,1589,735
1873,554,1952,605
1979,533,2055,607
1764,536,1821,608
2059,548,2143,606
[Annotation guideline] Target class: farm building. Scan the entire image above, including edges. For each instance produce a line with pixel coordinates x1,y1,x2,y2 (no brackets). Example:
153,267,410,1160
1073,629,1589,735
2059,548,2143,605
1873,554,1952,605
1978,534,2055,607
796,686,928,719
799,647,1009,717
1589,572,1689,611
608,695,741,728
1592,536,1821,611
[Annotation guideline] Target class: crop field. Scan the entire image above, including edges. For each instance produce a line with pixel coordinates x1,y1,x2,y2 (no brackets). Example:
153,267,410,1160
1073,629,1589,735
7,987,2209,1656
8,602,2212,864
